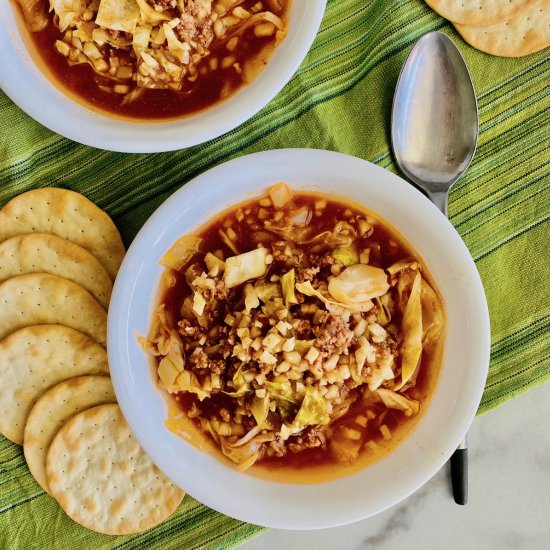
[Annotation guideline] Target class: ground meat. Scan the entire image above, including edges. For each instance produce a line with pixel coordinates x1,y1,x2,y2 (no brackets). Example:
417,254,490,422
269,436,287,457
271,247,289,263
187,0,212,20
219,408,231,423
178,318,207,336
293,319,312,339
309,254,335,268
176,13,197,42
288,428,327,454
174,0,213,44
296,267,320,283
209,359,226,374
189,348,209,369
197,278,228,303
154,0,177,9
220,336,235,358
188,348,225,373
378,338,398,355
271,242,305,268
213,279,228,300
313,313,354,355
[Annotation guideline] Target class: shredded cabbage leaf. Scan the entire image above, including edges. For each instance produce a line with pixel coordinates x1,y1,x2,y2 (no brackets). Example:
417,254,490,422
50,0,86,32
135,0,170,24
328,264,389,306
17,0,49,31
165,369,210,401
250,395,270,428
294,387,330,428
220,431,275,471
280,269,298,306
377,388,419,417
224,247,268,289
265,380,300,420
224,365,253,397
95,0,139,33
394,271,423,390
331,245,358,266
160,235,202,271
421,280,445,351
269,183,293,208
296,280,373,313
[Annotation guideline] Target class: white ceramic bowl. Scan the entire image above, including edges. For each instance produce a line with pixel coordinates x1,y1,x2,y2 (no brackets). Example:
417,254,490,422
108,149,490,529
0,2,325,153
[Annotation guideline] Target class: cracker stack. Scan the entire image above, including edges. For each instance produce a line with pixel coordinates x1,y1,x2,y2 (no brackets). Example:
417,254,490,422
424,0,550,57
0,188,184,535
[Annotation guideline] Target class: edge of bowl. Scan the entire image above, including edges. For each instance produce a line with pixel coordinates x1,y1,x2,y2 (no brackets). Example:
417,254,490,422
108,149,491,529
0,2,327,152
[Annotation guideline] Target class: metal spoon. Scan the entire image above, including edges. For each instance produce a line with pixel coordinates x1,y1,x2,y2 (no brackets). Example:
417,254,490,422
391,31,478,504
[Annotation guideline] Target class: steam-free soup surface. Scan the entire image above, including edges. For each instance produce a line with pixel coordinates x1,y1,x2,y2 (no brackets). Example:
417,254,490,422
141,185,445,480
16,0,290,120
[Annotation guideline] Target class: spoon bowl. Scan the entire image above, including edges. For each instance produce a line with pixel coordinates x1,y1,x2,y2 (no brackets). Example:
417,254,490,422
391,32,478,215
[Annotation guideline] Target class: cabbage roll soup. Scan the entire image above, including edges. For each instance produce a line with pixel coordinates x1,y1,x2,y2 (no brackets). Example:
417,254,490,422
140,184,445,481
15,0,290,119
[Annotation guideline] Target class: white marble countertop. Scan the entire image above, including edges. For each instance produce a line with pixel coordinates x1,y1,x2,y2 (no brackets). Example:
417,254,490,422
243,382,550,550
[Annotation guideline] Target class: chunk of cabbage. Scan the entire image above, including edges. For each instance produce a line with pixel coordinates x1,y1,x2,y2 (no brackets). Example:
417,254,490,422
331,245,359,267
160,234,202,271
50,0,86,32
219,431,274,470
269,182,293,208
96,0,140,33
296,280,372,312
16,0,49,31
293,387,330,428
163,21,191,64
224,247,268,289
421,280,445,351
244,283,260,311
250,395,269,428
157,353,183,387
255,281,282,302
377,388,419,417
265,380,299,420
387,259,420,276
224,365,252,397
394,271,423,390
135,0,170,24
280,269,298,306
165,369,210,401
205,252,225,277
328,264,390,307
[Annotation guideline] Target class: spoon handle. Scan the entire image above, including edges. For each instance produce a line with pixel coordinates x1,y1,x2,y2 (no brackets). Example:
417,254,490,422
451,438,468,505
427,191,449,217
427,188,469,505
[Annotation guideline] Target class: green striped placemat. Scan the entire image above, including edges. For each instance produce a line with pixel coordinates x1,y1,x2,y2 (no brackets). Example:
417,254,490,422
1,0,548,548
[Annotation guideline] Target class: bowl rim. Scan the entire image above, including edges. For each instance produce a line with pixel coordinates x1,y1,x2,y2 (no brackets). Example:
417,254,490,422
0,1,326,153
108,148,490,529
